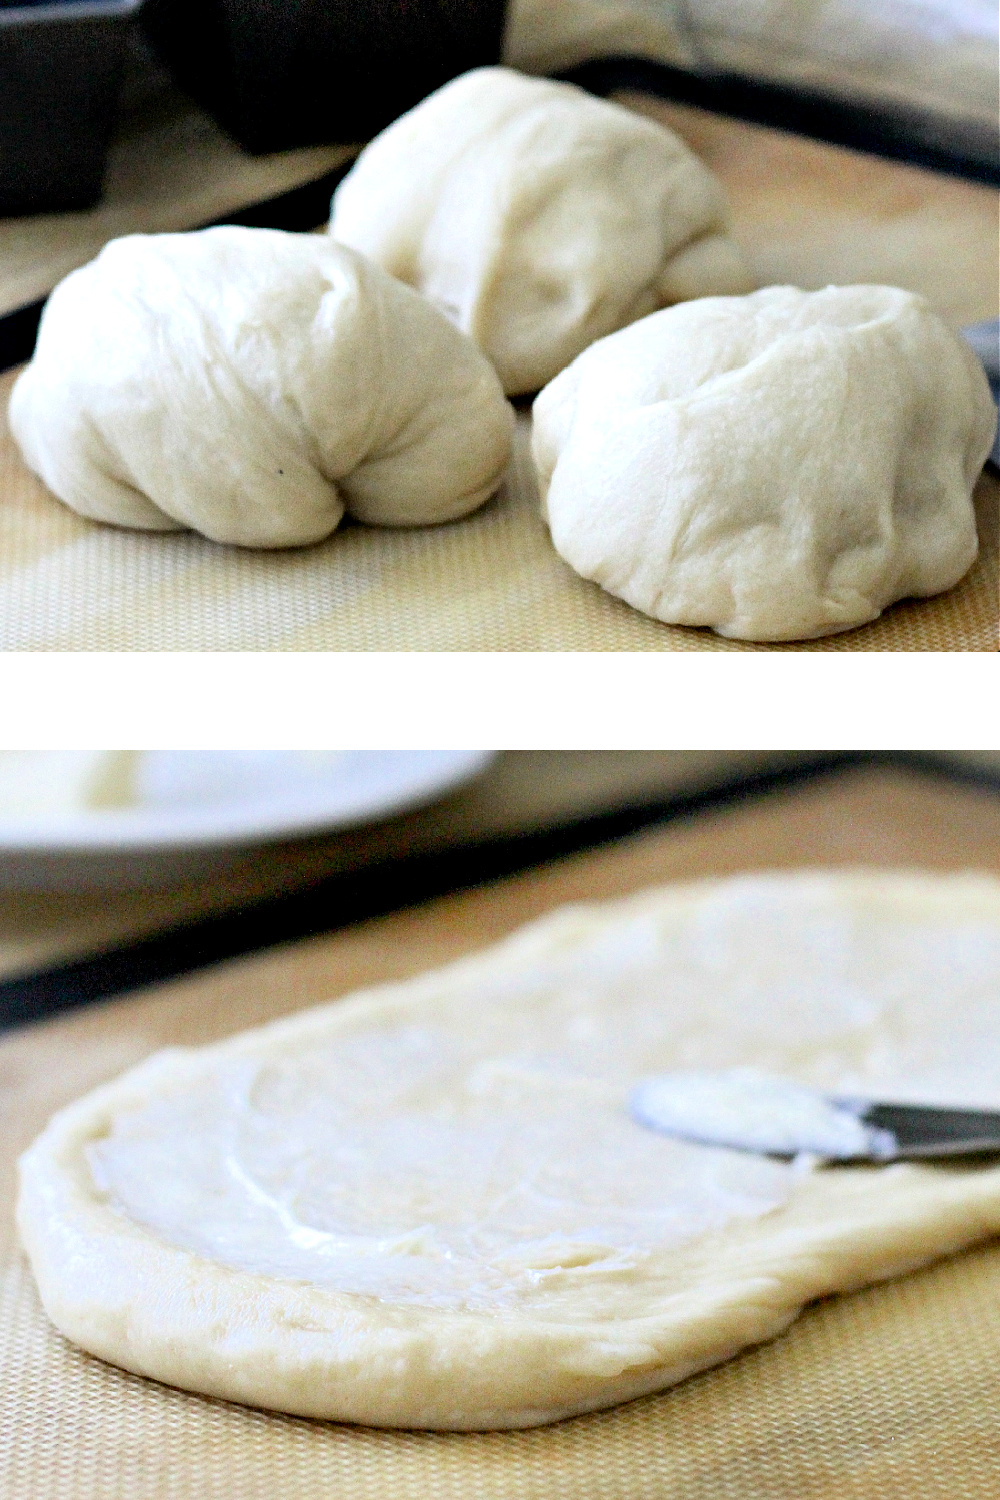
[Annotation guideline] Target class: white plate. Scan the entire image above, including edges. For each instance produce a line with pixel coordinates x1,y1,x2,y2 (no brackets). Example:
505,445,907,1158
0,751,493,889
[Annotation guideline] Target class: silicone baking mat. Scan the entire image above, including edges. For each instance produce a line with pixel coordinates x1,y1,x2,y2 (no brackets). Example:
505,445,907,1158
0,389,996,652
3,762,1000,1498
1,99,996,652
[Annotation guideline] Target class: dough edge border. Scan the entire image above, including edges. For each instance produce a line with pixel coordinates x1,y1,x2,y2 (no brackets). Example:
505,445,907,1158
17,868,1000,1430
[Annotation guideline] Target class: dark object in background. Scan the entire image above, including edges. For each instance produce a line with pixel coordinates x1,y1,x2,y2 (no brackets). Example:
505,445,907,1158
140,0,510,154
0,0,143,216
963,320,1000,468
565,56,1000,188
0,152,353,371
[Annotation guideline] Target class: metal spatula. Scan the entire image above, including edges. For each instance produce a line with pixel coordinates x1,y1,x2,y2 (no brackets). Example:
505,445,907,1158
828,1099,1000,1161
630,1070,1000,1163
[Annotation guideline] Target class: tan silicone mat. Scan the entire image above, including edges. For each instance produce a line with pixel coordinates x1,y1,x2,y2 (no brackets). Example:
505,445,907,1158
1,99,997,652
0,385,996,653
3,762,1000,1498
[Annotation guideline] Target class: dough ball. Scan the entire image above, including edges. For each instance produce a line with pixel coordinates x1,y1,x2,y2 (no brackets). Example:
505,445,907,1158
533,284,997,641
8,228,514,549
329,67,752,396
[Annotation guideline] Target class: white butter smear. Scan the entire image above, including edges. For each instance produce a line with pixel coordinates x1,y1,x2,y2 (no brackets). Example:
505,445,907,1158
630,1069,893,1159
84,880,1000,1316
87,1054,792,1315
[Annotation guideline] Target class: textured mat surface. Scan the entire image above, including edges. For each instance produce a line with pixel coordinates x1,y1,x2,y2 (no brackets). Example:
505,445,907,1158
1,391,996,652
3,765,1000,1498
1,1244,998,1500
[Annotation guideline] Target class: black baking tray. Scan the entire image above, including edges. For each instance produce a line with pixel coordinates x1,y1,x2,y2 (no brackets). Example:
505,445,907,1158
5,753,1000,1033
0,0,143,217
140,0,510,154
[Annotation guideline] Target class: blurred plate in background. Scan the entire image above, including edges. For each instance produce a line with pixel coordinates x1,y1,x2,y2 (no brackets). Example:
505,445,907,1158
0,750,493,888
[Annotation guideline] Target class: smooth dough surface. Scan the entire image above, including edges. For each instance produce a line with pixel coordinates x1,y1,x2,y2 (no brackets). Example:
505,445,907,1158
8,228,513,549
18,870,1000,1430
329,67,752,396
533,284,997,640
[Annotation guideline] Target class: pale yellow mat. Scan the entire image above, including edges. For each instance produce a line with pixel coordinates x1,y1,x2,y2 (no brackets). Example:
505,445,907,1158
1,98,996,651
4,763,1000,1498
1,387,996,651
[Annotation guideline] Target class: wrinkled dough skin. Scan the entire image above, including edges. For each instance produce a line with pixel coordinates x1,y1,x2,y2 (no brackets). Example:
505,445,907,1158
533,285,996,640
8,228,514,549
329,67,752,396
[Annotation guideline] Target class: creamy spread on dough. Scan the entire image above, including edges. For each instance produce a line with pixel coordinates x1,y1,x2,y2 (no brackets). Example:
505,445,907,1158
85,877,1000,1318
20,873,1000,1430
630,1068,887,1158
86,1052,792,1314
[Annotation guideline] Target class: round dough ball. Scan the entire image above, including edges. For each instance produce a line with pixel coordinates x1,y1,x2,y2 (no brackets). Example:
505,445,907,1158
533,284,997,641
329,67,753,396
8,228,514,549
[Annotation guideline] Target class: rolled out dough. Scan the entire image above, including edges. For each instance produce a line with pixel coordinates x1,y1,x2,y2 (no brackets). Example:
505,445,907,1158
17,871,1000,1430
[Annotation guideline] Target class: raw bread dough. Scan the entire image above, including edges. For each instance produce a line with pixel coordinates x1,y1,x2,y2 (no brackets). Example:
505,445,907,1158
18,870,1000,1430
329,68,752,396
533,284,997,640
8,228,513,549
